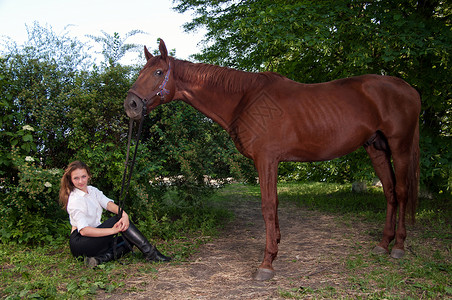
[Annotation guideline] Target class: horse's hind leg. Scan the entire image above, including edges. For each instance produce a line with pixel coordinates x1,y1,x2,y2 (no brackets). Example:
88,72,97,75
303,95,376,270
364,139,397,255
387,143,415,258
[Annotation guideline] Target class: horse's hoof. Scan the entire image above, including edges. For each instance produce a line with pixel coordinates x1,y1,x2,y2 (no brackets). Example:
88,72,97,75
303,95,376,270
253,268,275,281
372,245,388,255
390,248,405,259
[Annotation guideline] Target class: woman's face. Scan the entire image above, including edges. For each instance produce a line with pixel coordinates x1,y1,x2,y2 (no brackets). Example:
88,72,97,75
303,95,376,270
70,168,89,193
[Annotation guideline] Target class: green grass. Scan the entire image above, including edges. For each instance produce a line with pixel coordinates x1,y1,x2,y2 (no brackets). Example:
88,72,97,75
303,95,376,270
0,182,450,299
1,241,173,298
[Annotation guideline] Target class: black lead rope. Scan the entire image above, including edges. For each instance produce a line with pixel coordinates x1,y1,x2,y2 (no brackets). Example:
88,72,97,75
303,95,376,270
119,106,147,215
118,118,135,219
114,106,147,260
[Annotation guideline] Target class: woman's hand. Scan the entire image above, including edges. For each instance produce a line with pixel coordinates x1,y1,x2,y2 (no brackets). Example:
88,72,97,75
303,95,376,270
106,202,130,232
114,212,130,232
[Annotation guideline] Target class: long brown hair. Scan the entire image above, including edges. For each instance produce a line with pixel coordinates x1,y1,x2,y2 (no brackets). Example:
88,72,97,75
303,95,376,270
59,161,92,210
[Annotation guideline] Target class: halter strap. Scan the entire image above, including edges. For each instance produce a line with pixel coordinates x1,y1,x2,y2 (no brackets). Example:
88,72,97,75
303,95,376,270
127,62,172,109
158,62,171,97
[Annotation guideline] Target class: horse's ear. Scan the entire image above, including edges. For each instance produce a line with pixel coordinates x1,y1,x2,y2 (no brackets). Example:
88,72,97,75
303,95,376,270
159,39,168,61
144,46,153,61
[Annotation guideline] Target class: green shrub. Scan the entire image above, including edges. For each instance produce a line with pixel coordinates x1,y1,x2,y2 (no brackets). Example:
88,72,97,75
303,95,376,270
0,148,69,245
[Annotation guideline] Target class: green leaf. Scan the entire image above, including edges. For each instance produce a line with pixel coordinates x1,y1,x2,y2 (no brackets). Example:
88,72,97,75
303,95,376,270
22,134,33,142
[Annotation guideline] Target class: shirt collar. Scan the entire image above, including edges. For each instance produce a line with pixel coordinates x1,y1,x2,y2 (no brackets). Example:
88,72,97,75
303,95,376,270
73,186,90,196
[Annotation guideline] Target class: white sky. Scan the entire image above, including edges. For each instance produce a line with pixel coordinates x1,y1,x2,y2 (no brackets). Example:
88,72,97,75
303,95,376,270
0,0,204,63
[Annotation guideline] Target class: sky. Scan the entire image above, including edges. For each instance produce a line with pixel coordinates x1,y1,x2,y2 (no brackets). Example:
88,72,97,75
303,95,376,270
0,0,204,63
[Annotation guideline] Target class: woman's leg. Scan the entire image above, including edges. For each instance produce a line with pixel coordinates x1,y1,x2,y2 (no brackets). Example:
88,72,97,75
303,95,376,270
122,221,171,262
84,240,131,268
69,216,120,258
69,215,170,264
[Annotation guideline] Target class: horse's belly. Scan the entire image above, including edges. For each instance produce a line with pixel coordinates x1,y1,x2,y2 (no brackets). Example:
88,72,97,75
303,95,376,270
235,118,374,162
229,92,378,161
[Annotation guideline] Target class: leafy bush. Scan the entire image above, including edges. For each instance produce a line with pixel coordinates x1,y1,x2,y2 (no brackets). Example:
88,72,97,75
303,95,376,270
0,148,68,244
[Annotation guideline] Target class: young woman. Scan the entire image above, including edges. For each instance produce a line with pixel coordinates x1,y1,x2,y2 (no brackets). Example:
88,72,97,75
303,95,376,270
59,161,170,267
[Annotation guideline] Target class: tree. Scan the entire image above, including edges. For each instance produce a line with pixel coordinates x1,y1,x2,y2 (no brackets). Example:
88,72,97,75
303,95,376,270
86,30,146,67
1,22,93,169
174,0,451,192
0,58,37,179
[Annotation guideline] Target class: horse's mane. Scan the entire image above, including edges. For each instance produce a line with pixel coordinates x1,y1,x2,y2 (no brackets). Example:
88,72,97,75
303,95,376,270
172,59,284,93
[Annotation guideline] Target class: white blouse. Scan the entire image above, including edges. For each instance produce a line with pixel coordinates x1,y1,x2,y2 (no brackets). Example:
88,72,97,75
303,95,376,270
66,186,113,231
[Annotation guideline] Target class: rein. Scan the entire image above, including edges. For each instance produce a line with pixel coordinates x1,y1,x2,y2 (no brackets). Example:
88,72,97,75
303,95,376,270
118,107,146,218
114,103,146,260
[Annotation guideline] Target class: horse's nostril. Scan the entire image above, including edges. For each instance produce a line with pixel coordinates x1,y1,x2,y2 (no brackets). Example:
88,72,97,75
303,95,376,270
130,101,137,109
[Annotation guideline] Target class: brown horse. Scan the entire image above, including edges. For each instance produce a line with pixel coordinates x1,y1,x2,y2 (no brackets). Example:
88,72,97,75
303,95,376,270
124,40,420,280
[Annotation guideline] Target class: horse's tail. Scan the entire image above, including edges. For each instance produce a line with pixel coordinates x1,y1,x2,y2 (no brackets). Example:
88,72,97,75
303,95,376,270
406,117,420,225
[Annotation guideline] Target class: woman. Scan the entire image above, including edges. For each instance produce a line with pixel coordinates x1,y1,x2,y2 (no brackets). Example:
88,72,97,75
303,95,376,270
59,161,170,267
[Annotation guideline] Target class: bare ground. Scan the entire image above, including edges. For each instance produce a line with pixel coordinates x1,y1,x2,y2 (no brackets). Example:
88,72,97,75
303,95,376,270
100,186,385,299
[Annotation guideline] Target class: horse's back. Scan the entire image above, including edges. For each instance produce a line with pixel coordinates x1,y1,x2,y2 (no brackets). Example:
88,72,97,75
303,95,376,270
274,74,420,129
287,74,419,107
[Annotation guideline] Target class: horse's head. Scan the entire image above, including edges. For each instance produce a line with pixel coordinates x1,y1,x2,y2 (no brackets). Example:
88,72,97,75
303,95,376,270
124,39,175,120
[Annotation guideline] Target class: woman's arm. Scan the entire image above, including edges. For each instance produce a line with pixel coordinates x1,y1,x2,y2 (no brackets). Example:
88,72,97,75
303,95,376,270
106,201,124,215
79,225,121,237
78,202,130,237
106,201,130,231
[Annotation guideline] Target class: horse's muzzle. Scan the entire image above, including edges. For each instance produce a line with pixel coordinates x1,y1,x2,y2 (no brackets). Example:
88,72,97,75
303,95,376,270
124,92,144,121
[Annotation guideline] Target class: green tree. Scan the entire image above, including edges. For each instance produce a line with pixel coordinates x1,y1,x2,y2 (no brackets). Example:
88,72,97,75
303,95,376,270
0,58,40,188
174,0,451,192
1,22,93,168
86,30,146,67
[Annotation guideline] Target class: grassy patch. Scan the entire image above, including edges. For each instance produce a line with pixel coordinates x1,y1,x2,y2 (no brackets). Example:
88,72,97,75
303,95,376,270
277,182,388,222
0,241,172,299
0,191,232,299
0,182,450,299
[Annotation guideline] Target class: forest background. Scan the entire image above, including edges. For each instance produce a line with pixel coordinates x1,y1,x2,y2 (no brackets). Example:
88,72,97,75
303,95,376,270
0,0,450,244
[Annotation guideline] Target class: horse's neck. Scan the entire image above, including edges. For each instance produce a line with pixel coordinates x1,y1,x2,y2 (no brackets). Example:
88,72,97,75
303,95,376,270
177,89,241,131
173,62,248,131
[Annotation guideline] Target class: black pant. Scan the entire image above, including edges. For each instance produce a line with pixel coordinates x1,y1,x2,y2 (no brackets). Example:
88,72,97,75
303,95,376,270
69,216,124,257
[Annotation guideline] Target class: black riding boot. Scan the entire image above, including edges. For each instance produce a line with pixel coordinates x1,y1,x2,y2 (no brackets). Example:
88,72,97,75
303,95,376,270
85,241,131,268
122,222,171,262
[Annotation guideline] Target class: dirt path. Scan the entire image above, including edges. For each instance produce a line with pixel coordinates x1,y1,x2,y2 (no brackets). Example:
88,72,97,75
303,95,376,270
102,186,378,299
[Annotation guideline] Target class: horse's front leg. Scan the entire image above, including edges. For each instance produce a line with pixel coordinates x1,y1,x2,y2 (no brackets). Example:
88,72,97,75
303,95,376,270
254,159,279,281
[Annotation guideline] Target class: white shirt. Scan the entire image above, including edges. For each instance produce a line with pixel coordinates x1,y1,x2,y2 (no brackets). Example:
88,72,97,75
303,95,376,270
66,186,113,231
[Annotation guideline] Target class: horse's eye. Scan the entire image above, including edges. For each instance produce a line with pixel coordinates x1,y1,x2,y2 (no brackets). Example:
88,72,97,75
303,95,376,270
155,70,163,76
